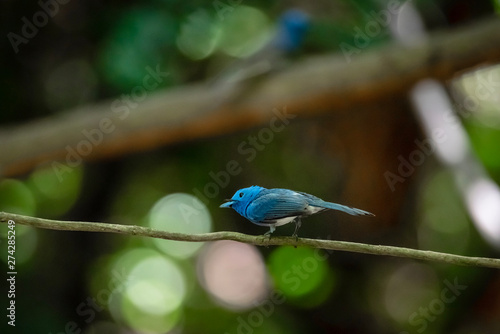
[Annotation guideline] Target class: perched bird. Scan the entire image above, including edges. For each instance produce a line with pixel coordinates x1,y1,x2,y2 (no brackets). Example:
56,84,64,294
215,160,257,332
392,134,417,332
220,186,374,237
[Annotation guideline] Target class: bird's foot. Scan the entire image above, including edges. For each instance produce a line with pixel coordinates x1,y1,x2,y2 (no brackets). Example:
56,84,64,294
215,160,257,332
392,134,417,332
261,226,275,246
262,231,272,246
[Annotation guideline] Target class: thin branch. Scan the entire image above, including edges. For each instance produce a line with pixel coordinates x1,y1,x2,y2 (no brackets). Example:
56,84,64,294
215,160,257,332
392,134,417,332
1,211,499,269
2,17,500,177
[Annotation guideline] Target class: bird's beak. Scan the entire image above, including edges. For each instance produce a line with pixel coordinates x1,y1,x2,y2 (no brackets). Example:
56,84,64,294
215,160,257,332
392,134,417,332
220,200,234,208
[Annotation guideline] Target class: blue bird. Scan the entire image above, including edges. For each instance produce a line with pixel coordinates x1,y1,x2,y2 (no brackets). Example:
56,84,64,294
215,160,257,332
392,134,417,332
220,186,374,237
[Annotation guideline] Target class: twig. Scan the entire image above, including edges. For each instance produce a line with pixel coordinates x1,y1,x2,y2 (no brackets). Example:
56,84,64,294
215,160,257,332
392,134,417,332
1,211,499,269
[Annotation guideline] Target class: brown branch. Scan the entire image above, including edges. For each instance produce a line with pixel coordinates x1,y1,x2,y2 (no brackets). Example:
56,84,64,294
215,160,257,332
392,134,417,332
2,17,500,177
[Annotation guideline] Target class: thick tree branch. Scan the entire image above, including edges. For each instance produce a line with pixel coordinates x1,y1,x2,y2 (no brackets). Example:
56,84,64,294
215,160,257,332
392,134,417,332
2,17,500,177
2,211,499,269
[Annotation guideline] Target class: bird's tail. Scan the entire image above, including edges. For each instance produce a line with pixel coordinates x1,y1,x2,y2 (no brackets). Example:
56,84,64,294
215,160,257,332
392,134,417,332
314,201,375,216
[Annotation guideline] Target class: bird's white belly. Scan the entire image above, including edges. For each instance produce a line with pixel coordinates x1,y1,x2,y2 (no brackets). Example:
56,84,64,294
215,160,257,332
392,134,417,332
273,216,298,226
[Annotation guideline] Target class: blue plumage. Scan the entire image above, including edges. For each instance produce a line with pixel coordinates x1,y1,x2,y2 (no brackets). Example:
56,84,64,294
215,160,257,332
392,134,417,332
220,186,374,237
272,9,310,53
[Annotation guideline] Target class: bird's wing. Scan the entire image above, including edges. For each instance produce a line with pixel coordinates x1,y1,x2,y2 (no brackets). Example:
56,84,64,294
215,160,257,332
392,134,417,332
296,191,323,202
246,190,308,223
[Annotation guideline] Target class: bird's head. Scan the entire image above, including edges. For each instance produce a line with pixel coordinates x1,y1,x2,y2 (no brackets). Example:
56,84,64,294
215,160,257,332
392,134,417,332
220,186,264,214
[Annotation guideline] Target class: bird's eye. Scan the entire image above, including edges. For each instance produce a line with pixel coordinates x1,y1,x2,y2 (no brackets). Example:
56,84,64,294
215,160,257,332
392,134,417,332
239,192,244,198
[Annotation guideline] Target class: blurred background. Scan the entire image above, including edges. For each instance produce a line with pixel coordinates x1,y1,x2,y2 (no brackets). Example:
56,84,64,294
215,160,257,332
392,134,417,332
1,0,500,333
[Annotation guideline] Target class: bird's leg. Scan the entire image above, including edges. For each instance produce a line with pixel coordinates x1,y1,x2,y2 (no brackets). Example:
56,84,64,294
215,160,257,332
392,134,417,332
263,225,275,244
292,218,302,242
264,225,275,237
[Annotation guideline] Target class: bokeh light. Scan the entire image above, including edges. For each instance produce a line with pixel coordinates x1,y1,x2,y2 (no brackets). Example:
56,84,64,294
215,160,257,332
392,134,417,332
218,6,272,58
107,248,187,333
177,9,220,60
465,178,500,247
198,240,269,310
125,256,186,314
148,193,212,259
0,178,36,215
267,246,334,307
411,79,469,166
28,164,83,217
